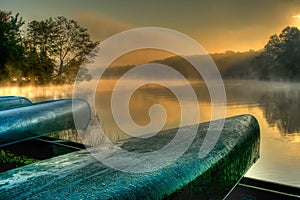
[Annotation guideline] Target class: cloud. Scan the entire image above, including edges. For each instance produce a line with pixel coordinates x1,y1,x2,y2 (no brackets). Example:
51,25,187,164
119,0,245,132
185,0,300,53
74,11,134,42
61,1,300,53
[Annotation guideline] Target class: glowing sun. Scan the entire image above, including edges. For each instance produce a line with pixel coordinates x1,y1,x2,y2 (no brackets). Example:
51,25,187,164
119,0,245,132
293,15,300,19
292,15,300,28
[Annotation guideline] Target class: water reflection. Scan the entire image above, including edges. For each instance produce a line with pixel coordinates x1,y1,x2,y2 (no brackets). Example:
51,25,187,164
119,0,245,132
1,81,300,138
94,80,300,187
0,80,299,186
260,90,300,134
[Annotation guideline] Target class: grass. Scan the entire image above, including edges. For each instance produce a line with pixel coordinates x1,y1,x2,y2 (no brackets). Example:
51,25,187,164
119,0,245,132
0,149,39,172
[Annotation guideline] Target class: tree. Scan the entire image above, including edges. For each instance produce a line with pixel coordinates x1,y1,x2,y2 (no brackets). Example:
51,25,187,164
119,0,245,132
0,11,25,81
23,18,55,84
264,34,281,60
252,26,300,80
22,49,55,84
27,16,98,83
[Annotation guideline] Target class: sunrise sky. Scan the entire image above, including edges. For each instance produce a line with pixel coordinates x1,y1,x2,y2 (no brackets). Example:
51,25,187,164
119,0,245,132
2,0,300,53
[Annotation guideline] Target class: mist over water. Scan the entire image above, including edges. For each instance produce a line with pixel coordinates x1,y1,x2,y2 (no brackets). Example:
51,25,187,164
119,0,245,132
1,80,299,187
0,84,74,102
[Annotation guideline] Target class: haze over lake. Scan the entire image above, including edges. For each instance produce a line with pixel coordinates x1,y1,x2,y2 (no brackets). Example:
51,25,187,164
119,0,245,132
2,79,299,187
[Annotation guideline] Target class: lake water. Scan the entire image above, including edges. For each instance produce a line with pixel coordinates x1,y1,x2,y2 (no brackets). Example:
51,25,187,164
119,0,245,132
1,80,299,187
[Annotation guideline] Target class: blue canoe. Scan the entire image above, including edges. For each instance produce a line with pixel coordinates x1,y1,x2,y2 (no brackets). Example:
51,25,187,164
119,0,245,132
0,114,260,199
0,98,91,147
0,96,32,111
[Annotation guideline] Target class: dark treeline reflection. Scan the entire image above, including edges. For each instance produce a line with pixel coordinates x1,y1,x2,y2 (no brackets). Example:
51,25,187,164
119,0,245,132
259,89,300,135
114,80,300,136
225,81,300,135
2,80,298,143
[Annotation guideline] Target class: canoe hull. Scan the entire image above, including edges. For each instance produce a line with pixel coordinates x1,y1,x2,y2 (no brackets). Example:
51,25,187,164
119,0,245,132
0,96,32,111
0,114,260,199
0,99,91,147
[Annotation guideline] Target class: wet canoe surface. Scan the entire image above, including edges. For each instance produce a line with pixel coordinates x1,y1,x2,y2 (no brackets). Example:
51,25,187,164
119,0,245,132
0,96,32,111
0,114,260,199
0,99,91,147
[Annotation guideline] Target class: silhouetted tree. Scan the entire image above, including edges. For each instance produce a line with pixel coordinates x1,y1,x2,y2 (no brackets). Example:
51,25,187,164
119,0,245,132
27,16,98,83
0,11,25,81
264,34,282,60
21,49,55,84
251,26,300,81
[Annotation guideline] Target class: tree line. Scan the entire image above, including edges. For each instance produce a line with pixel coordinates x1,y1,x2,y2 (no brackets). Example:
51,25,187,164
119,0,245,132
1,10,299,84
97,25,300,82
251,26,300,81
0,11,98,84
211,26,300,81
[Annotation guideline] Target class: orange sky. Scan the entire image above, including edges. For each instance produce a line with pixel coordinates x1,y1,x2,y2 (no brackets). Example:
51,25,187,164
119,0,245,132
3,0,300,53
